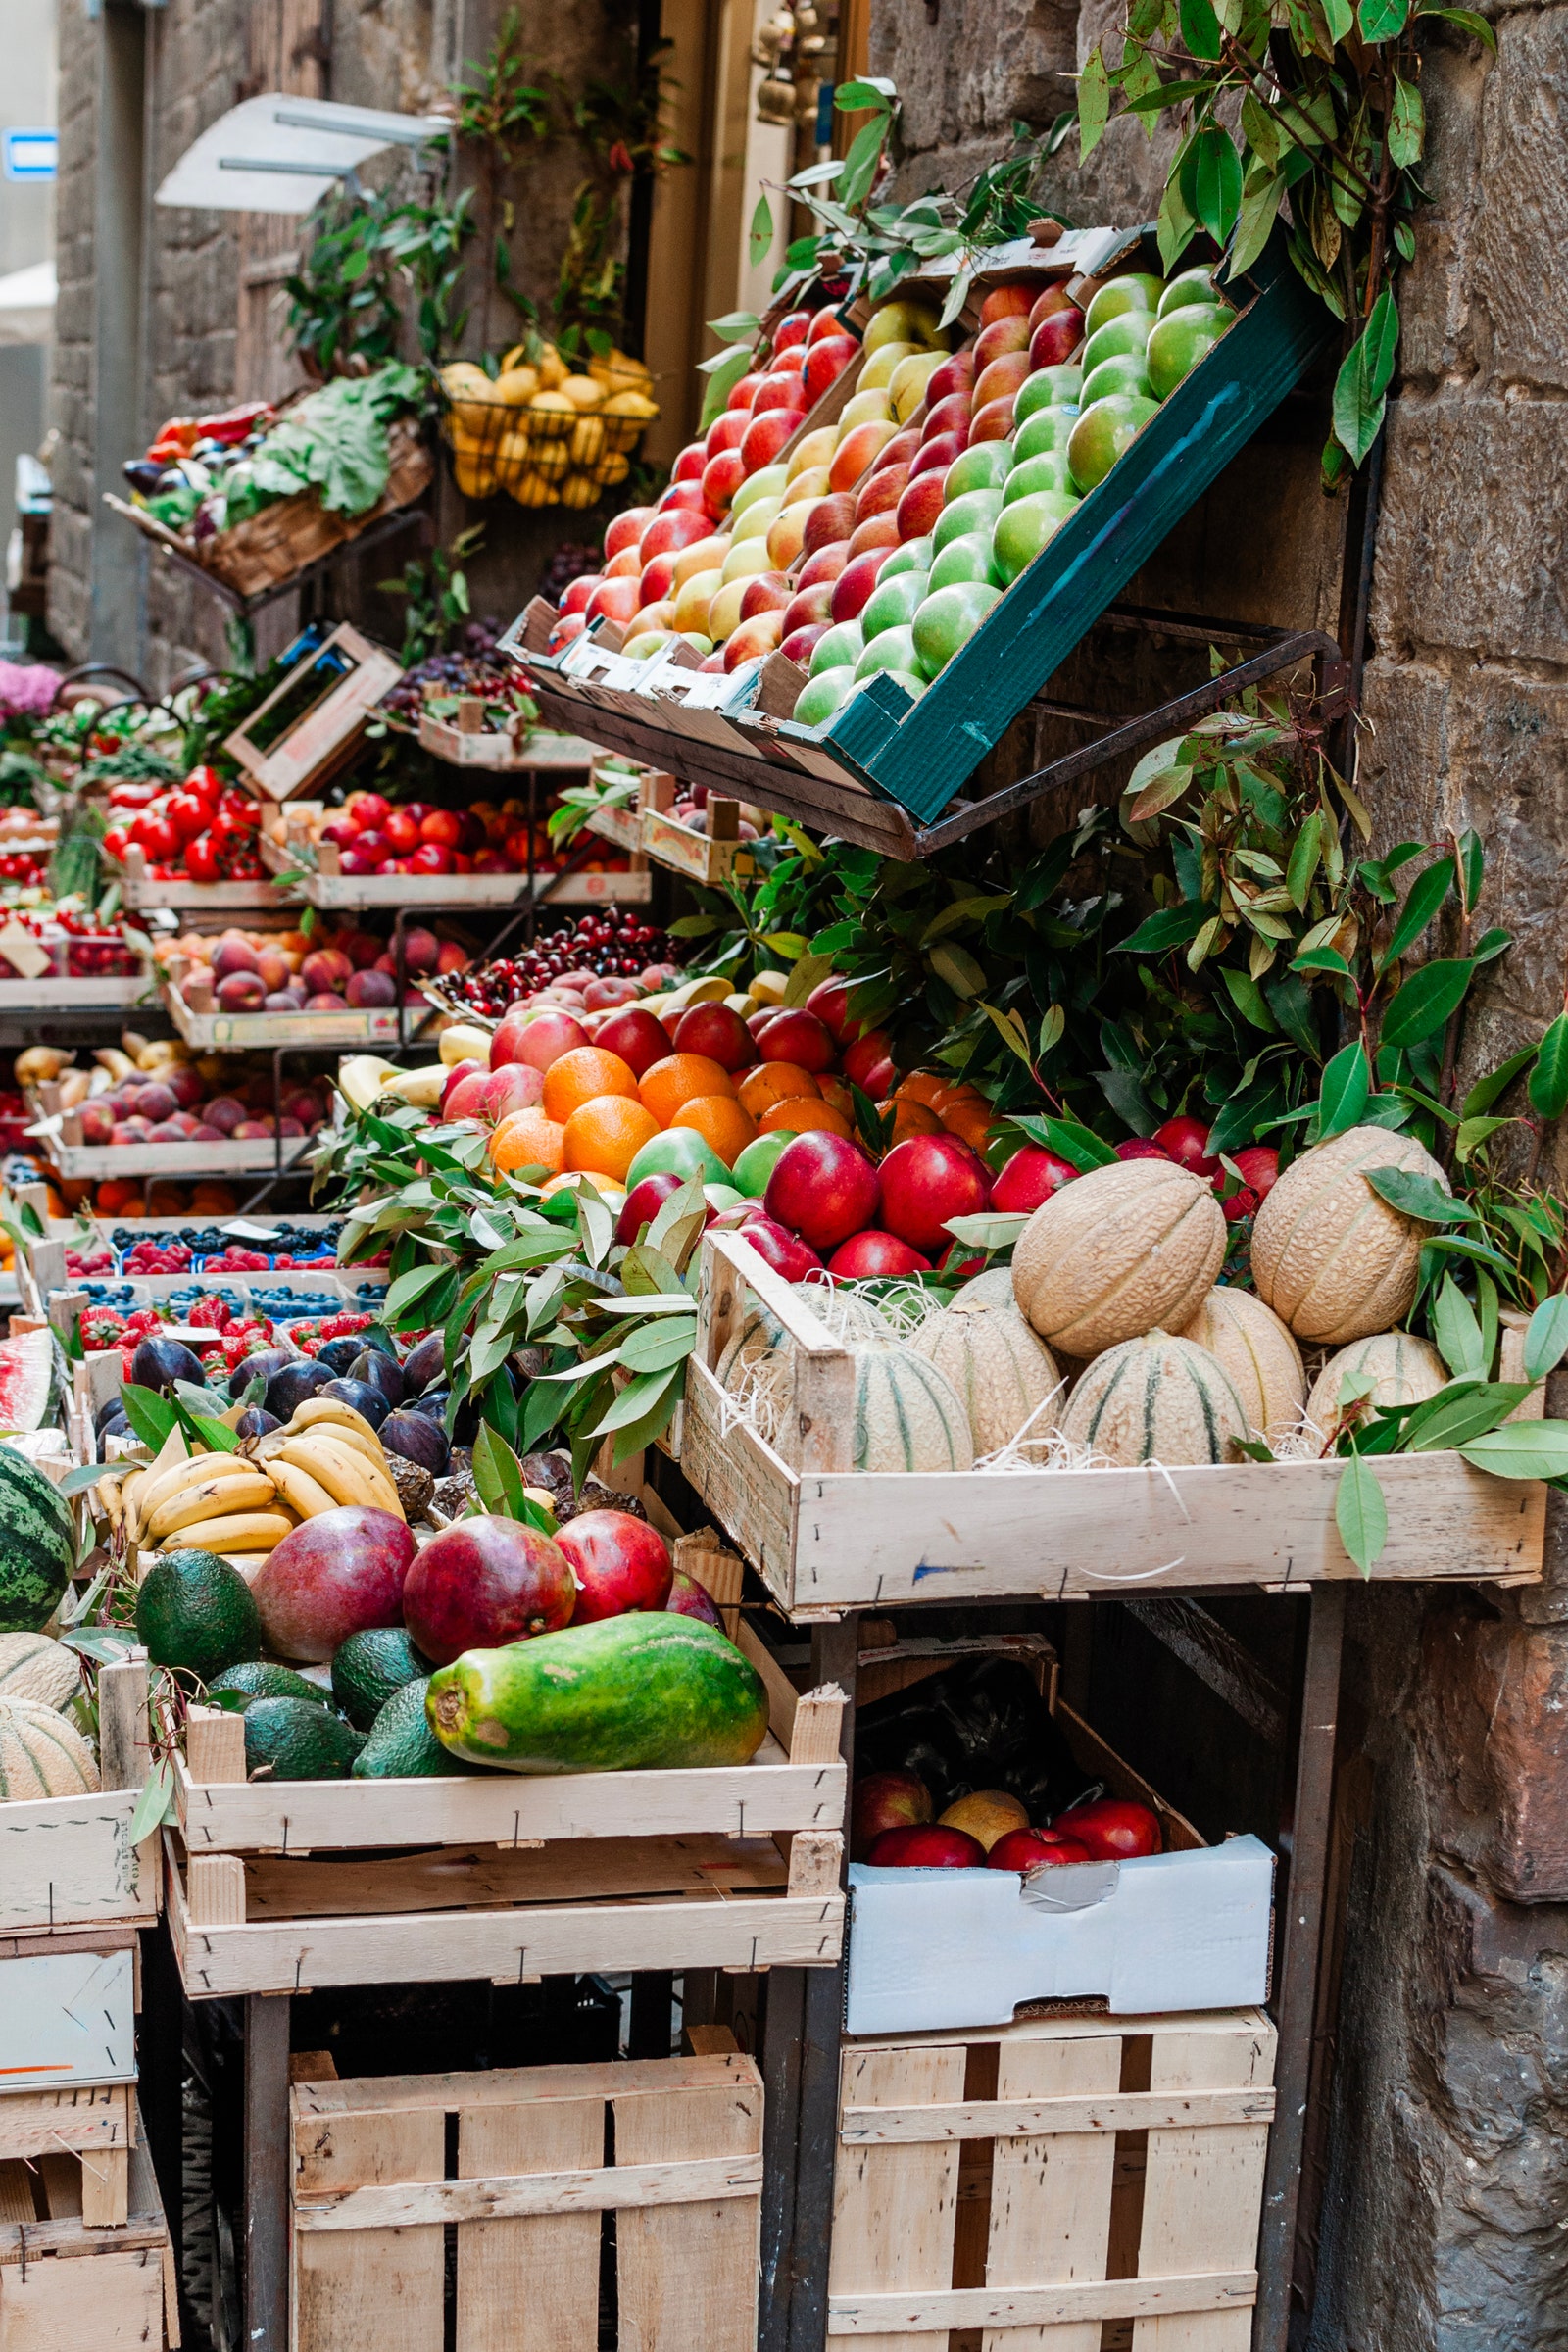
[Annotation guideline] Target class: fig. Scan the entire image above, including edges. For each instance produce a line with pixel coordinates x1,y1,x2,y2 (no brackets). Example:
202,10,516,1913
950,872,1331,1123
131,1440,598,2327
348,1349,404,1406
401,1332,446,1391
379,1408,451,1475
264,1358,337,1421
320,1376,392,1430
130,1335,208,1392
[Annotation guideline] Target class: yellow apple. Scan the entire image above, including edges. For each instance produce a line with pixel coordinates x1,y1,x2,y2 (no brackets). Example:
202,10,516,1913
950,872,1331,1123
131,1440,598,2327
862,299,950,357
786,427,839,479
720,537,775,583
672,568,724,632
730,496,783,544
837,386,896,430
783,465,831,506
859,340,919,389
706,578,751,641
887,349,949,422
670,534,730,588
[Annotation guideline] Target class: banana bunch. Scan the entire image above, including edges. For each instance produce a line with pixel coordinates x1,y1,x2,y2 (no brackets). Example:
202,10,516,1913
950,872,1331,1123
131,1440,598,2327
111,1397,406,1569
337,1054,402,1113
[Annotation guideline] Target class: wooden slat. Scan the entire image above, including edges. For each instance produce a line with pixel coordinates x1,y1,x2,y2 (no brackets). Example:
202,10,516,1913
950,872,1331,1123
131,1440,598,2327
790,1686,849,1768
0,2243,167,2347
982,2034,1123,2352
0,2088,129,2160
827,2272,1258,2333
0,2162,33,2228
242,1833,789,1919
295,2053,757,2128
1132,2020,1275,2352
292,2103,444,2352
0,1790,157,1934
80,2144,129,2229
841,2088,1274,2142
296,2150,763,2230
831,2043,967,2352
457,2098,603,2352
614,2071,764,2352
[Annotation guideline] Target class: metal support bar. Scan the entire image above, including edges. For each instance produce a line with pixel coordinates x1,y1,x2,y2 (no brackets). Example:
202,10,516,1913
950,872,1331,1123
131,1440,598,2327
1253,1581,1346,2352
243,1989,292,2352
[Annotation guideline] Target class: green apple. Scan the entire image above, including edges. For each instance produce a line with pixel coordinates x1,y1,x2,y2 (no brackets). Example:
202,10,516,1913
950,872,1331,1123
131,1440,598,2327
731,464,790,515
1014,406,1077,465
928,532,1002,592
808,618,865,675
679,632,714,655
992,490,1078,584
1080,354,1154,408
861,569,929,637
1015,364,1084,425
944,439,1015,500
933,486,1005,554
732,1132,796,1196
881,668,929,704
794,664,859,725
912,580,1004,678
856,623,920,679
1157,267,1230,318
622,630,674,660
1068,394,1160,493
1003,450,1073,503
1146,305,1234,399
625,1130,730,1190
704,1183,745,1211
882,536,934,577
1083,272,1165,339
1082,313,1153,376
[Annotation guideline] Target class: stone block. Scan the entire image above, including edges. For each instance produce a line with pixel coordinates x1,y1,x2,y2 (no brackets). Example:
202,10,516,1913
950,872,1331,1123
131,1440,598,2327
1468,7,1568,393
872,0,1076,169
1413,1595,1568,1901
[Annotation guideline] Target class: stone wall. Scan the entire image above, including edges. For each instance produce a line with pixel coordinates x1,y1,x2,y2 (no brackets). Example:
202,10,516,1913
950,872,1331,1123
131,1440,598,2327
50,4,97,665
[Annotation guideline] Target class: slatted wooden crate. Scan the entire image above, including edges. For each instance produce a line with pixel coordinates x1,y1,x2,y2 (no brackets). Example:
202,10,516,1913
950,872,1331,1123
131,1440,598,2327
827,2008,1275,2347
0,1660,158,1936
290,2045,763,2352
0,2110,178,2349
0,2083,136,2229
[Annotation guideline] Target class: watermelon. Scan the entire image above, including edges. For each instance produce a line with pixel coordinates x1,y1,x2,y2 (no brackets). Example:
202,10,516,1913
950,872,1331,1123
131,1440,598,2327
426,1614,768,1775
0,1444,75,1634
0,1328,55,1434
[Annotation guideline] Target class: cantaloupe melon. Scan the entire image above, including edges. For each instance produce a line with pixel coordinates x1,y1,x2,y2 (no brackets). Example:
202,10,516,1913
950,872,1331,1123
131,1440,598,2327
1012,1158,1226,1358
1250,1126,1449,1345
909,1294,1061,1454
0,1632,79,1713
1176,1285,1305,1443
715,1304,783,1392
1057,1331,1250,1465
774,1339,974,1473
0,1696,99,1800
1304,1329,1446,1434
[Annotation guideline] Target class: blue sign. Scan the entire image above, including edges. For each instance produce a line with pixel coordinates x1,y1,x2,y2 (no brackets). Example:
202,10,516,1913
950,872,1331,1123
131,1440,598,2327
4,130,58,182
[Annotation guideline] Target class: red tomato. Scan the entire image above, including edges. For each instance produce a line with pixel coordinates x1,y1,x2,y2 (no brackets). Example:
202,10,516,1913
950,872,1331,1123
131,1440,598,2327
183,833,221,884
419,809,464,849
183,763,222,803
165,792,210,842
130,813,178,860
101,826,130,862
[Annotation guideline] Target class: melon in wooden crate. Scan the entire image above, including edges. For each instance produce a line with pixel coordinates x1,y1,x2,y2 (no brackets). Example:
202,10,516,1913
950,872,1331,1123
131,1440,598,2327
1304,1328,1447,1433
1056,1331,1250,1466
1011,1157,1226,1358
1250,1125,1448,1346
774,1338,974,1473
0,1631,80,1713
908,1290,1061,1455
0,1695,99,1798
1176,1284,1305,1443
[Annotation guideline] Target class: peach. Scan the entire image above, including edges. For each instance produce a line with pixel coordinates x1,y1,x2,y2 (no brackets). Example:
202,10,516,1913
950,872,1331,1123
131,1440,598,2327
974,350,1032,410
828,420,898,493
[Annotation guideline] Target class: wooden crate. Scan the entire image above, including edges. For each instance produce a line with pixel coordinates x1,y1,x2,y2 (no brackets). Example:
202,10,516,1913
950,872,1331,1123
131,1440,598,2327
827,2007,1276,2345
119,842,288,913
290,2044,762,2352
0,2111,179,2349
0,1661,158,1936
678,1231,1547,1616
0,1938,136,2089
0,2084,136,2229
639,775,757,885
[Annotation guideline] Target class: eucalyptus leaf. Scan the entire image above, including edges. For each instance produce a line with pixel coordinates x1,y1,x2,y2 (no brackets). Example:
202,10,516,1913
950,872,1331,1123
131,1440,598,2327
1524,1295,1568,1383
1335,1448,1389,1575
1458,1422,1568,1479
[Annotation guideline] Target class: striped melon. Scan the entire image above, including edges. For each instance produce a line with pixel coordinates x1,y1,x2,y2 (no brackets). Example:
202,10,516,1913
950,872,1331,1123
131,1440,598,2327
0,1632,79,1713
909,1296,1061,1455
776,1339,974,1473
1057,1332,1250,1465
1305,1330,1447,1434
0,1441,76,1633
0,1697,99,1799
715,1304,783,1392
953,1267,1016,1309
1250,1126,1449,1346
1012,1158,1226,1358
1176,1286,1305,1443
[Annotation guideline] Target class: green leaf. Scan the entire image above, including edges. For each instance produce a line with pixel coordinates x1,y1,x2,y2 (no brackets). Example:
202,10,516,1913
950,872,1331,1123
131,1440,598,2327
1415,3,1495,45
1115,905,1211,954
698,347,753,428
470,1420,530,1520
1455,1115,1513,1165
1378,859,1454,972
838,116,888,211
1293,946,1353,978
1332,288,1400,466
1179,0,1223,56
981,1001,1036,1068
617,1319,698,1376
1336,1447,1388,1575
1264,970,1322,1059
1014,1114,1118,1171
1219,966,1278,1032
1529,1014,1568,1120
383,1258,454,1323
1463,1044,1539,1118
835,77,894,111
1404,1383,1533,1452
1181,125,1243,244
1459,1422,1568,1479
708,310,761,343
119,1385,177,1452
128,1757,177,1846
1321,0,1353,33
592,1365,682,1437
1388,76,1425,168
945,1211,1031,1251
1364,1165,1468,1224
1285,811,1323,910
1079,47,1111,158
1358,0,1409,36
1317,1041,1370,1137
929,942,987,998
749,192,774,268
1524,1295,1568,1382
1381,958,1475,1048
1433,1274,1486,1377
1157,157,1200,271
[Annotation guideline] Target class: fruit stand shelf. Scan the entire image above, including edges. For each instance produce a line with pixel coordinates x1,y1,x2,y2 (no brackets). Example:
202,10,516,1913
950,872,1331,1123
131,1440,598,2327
416,710,597,771
120,843,290,913
0,973,155,1011
31,1118,317,1182
259,824,652,910
678,1232,1547,1617
160,972,431,1050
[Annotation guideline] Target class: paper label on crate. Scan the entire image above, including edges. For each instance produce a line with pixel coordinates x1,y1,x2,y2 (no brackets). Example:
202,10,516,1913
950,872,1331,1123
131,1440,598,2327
221,1220,281,1241
0,918,50,979
1019,1858,1120,1912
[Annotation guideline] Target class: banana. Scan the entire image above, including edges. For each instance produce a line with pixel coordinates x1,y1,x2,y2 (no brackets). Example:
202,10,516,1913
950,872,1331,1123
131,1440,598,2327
93,1047,136,1082
383,1064,447,1108
96,1475,122,1533
337,1054,402,1113
147,1472,280,1544
289,1396,387,1451
160,1511,296,1551
281,1418,386,1472
279,1432,403,1519
135,1448,257,1526
261,1455,339,1521
439,1023,493,1068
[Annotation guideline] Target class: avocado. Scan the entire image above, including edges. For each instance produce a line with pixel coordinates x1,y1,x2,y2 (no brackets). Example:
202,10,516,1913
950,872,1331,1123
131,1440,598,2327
206,1661,332,1711
136,1549,263,1682
331,1627,431,1732
242,1695,365,1782
352,1678,468,1779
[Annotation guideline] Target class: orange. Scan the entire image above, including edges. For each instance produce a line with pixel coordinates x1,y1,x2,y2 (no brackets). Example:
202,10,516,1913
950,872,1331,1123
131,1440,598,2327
541,1046,640,1124
940,1095,996,1151
889,1098,944,1144
563,1095,661,1182
670,1093,758,1166
639,1052,735,1127
540,1168,626,1203
758,1098,853,1139
738,1060,820,1120
894,1069,952,1109
490,1108,567,1174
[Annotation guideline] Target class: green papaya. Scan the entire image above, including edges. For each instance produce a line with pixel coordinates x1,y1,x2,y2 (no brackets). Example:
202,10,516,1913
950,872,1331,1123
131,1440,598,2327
426,1614,769,1775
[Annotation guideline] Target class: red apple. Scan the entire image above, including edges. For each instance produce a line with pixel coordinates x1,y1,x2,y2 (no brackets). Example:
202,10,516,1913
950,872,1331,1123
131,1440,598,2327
701,451,747,514
803,493,858,556
638,551,680,606
547,614,587,652
1029,283,1080,332
641,507,714,561
723,612,784,669
442,1067,489,1122
558,1508,673,1623
981,282,1036,326
969,395,1018,443
739,570,793,621
878,1134,992,1253
671,442,708,481
923,354,976,412
739,1213,824,1283
591,1006,672,1078
752,370,807,414
605,509,654,558
922,393,973,445
974,316,1031,368
782,621,831,663
830,421,899,493
783,581,836,635
855,464,910,522
706,409,750,455
847,514,900,562
908,435,961,484
866,1823,987,1868
741,408,807,472
868,427,922,475
1231,1145,1279,1199
807,306,854,343
1115,1138,1171,1162
673,1001,755,1071
604,547,643,580
666,1567,724,1627
725,371,765,411
616,1169,687,1243
481,1064,546,1124
988,1827,1095,1871
831,548,891,621
774,309,811,352
840,1028,891,1089
763,1129,880,1250
805,975,860,1043
659,480,713,514
1053,1798,1162,1859
797,541,852,591
828,1230,932,1278
403,1516,577,1666
992,1144,1077,1213
584,576,642,627
1152,1114,1218,1178
491,1006,590,1072
896,470,949,539
852,1768,934,1860
560,572,603,614
1029,308,1085,369
805,334,858,403
251,1508,416,1662
759,1007,836,1073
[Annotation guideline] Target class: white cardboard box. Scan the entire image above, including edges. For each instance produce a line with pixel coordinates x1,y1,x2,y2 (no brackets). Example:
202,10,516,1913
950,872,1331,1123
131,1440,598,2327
0,1948,136,2087
844,1833,1275,2034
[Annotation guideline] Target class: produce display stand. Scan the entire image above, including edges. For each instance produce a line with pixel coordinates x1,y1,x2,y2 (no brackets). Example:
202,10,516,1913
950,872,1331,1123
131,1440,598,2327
416,706,597,774
0,1657,157,1940
0,2104,180,2351
261,802,651,913
0,971,155,1012
121,841,290,914
160,971,413,1052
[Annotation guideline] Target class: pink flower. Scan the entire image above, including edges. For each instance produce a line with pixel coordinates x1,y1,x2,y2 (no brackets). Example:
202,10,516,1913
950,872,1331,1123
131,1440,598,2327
0,662,58,718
